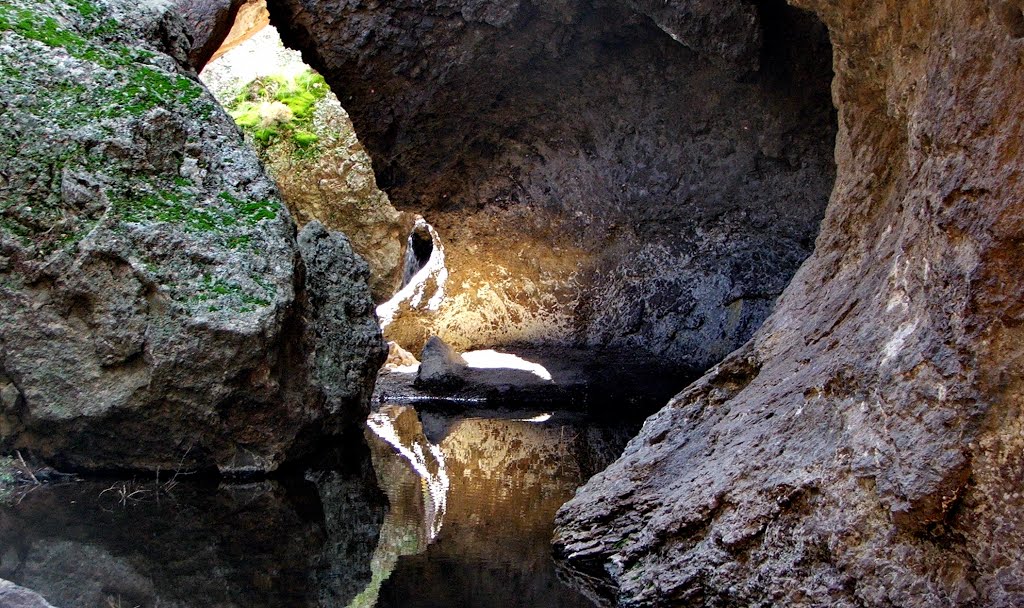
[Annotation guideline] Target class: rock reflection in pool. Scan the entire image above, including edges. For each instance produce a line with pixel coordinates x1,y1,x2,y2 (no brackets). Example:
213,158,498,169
0,476,385,608
356,405,633,608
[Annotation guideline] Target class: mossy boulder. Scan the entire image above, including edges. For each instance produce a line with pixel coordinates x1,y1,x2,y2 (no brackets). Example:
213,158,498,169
0,0,385,474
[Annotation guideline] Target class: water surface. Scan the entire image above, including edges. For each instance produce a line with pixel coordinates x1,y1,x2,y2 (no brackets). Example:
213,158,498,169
0,406,631,607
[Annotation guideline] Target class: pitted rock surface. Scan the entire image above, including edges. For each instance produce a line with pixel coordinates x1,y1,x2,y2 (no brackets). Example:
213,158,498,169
553,1,1024,606
0,0,383,474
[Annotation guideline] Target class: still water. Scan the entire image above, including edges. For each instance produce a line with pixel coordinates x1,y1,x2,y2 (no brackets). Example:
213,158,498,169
0,406,633,607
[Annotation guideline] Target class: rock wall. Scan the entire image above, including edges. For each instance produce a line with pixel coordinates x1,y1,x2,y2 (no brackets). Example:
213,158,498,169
267,0,837,369
0,0,385,474
554,1,1024,606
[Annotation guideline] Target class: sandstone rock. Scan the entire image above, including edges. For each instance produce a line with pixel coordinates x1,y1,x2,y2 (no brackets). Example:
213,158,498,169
0,580,56,608
385,341,420,370
553,1,1024,606
267,0,836,374
0,0,382,473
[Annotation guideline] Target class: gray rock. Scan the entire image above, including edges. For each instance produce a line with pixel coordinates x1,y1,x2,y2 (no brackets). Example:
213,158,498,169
0,0,381,473
297,221,388,429
0,580,56,608
415,336,468,391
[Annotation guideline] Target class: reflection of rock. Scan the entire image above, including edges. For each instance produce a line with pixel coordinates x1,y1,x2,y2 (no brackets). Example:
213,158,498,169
359,404,632,607
310,471,387,607
351,407,448,607
0,478,383,608
0,580,57,608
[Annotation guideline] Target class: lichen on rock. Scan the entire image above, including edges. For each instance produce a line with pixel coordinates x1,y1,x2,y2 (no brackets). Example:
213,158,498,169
0,0,384,474
201,24,406,302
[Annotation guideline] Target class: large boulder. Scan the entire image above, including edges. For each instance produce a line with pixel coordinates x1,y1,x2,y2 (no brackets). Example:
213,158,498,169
0,0,384,474
554,1,1024,606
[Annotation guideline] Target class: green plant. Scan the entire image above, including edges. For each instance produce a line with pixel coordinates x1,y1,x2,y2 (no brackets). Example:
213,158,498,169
227,70,329,151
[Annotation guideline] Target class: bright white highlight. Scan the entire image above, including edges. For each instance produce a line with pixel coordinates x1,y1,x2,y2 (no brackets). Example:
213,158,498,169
519,413,553,423
376,218,447,328
366,410,450,540
461,350,553,381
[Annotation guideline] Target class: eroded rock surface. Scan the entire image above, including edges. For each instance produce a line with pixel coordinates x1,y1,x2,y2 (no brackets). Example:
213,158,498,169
554,1,1024,606
0,0,383,473
200,24,407,302
268,0,837,372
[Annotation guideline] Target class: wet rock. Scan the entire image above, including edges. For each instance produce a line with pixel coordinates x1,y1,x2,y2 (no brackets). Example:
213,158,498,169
267,0,836,373
415,336,468,391
554,2,1024,606
0,580,56,608
0,0,382,473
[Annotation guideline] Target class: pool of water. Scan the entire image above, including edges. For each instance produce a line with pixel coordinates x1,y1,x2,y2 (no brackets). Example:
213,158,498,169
0,405,633,607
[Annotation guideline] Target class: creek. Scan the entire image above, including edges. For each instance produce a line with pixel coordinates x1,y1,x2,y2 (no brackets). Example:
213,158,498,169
0,404,635,607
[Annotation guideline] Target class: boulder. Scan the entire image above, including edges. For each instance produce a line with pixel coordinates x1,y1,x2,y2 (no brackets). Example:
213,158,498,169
0,580,57,608
0,0,383,474
414,337,468,391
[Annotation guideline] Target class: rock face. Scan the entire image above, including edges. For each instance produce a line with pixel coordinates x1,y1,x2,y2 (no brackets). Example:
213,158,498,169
0,0,383,473
267,0,837,371
200,24,407,302
553,1,1024,606
173,0,247,70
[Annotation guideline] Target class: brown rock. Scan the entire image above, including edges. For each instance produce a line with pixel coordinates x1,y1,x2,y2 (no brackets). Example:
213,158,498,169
554,1,1024,606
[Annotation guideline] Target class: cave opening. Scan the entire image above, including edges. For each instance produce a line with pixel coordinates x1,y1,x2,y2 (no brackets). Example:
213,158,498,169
191,0,841,415
402,222,436,287
258,0,838,415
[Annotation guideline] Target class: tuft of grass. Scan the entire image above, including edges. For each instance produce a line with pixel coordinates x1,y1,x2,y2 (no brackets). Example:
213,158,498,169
226,70,329,151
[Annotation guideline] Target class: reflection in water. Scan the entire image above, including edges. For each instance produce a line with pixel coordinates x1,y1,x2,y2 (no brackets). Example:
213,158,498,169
0,407,630,608
357,405,633,608
0,477,384,608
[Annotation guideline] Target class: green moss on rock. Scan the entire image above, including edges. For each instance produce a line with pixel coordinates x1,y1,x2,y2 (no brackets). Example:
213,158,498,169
226,70,329,151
